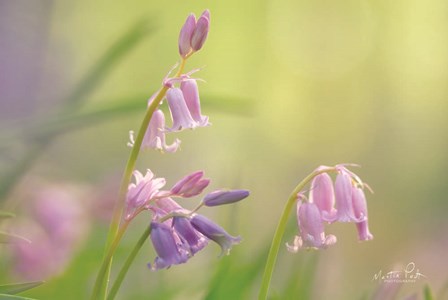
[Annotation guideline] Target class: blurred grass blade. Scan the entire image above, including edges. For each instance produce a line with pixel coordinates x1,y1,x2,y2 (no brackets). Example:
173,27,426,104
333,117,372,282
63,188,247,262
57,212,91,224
284,253,319,300
0,282,44,295
424,285,434,300
0,294,38,300
65,18,154,108
22,93,253,141
0,211,15,219
0,231,31,244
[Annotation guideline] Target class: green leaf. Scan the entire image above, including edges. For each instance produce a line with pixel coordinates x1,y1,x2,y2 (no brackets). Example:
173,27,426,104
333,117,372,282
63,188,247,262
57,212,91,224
0,282,44,295
0,211,15,219
424,285,434,300
0,294,38,300
0,231,31,244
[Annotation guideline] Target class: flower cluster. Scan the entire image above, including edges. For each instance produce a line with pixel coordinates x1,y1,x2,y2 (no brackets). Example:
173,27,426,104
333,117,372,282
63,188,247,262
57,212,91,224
287,165,373,252
125,169,249,270
128,10,211,154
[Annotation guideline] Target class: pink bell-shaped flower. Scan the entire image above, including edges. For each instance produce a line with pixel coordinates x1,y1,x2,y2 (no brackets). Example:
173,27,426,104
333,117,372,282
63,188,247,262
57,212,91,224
287,201,337,252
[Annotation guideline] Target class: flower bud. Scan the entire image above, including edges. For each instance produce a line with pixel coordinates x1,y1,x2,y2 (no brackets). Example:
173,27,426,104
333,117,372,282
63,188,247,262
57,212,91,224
178,14,196,57
203,189,249,207
170,171,210,197
191,10,210,51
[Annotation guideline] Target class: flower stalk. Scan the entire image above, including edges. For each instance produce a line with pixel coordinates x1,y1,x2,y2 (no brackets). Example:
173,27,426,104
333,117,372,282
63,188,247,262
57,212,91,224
258,167,335,300
90,60,187,300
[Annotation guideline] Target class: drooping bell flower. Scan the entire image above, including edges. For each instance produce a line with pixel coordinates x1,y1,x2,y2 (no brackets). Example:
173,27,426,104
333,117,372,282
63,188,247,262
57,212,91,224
352,186,373,241
309,173,337,222
287,201,337,252
173,217,208,255
334,170,360,222
190,214,241,256
180,79,209,126
166,88,198,131
129,109,181,153
148,222,189,270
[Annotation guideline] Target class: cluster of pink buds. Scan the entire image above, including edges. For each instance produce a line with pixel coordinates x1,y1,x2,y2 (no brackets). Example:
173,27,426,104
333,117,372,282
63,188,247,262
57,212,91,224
287,165,373,252
125,169,249,270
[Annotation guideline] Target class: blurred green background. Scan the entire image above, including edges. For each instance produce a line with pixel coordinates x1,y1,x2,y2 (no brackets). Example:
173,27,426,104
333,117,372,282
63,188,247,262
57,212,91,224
1,0,448,299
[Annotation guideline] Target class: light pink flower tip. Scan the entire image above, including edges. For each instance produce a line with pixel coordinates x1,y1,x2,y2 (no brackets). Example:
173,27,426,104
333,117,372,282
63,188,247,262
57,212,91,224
201,9,210,21
310,173,337,223
178,14,196,57
180,79,209,126
191,13,210,51
287,202,336,252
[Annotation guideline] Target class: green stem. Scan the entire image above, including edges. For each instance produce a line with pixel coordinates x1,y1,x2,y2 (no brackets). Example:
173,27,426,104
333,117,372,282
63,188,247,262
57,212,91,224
90,59,187,300
258,167,335,300
90,222,129,300
106,225,152,300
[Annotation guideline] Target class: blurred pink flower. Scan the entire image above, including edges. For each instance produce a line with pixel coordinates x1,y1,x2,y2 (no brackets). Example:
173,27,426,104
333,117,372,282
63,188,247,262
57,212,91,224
10,184,90,280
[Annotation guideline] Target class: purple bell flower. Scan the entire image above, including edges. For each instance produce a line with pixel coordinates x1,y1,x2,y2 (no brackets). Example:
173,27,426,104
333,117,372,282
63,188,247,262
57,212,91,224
148,222,189,271
190,214,241,256
173,217,208,255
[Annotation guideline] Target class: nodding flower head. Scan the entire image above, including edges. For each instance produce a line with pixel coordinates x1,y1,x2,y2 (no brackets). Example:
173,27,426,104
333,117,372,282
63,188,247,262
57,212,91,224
166,88,197,131
178,10,210,57
173,217,208,255
166,85,210,132
287,201,337,253
128,109,181,153
287,164,373,252
180,79,209,126
352,186,373,241
190,214,241,257
310,173,337,223
148,222,189,271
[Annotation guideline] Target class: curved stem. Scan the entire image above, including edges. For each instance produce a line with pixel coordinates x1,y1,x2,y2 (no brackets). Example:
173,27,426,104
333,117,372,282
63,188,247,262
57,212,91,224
258,167,335,300
90,221,130,300
90,58,188,300
106,225,152,300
